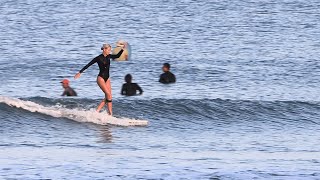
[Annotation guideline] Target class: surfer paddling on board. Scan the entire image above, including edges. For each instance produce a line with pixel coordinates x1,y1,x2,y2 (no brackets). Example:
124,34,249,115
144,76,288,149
74,43,124,116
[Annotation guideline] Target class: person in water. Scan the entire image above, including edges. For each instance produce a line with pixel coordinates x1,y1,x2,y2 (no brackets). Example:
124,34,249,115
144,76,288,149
159,63,176,84
61,79,77,96
112,40,129,61
74,43,124,116
121,74,143,96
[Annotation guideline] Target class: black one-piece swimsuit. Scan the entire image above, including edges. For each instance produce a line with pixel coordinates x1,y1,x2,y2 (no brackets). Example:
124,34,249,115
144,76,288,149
79,49,123,82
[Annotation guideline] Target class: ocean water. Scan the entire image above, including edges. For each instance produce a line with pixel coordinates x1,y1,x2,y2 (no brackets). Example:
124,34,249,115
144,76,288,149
1,0,320,179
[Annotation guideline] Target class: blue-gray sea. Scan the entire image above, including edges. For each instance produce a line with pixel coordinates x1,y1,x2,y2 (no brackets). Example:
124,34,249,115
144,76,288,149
1,0,320,179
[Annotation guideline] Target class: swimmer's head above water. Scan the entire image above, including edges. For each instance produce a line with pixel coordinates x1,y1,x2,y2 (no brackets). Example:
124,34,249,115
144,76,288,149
162,63,171,72
60,79,70,88
125,74,132,83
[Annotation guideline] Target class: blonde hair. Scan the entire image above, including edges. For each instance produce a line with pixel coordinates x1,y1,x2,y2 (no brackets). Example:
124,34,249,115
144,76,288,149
101,43,111,50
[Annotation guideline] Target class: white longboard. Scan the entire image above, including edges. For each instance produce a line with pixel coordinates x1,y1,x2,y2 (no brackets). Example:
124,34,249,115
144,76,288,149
61,109,148,126
97,115,148,126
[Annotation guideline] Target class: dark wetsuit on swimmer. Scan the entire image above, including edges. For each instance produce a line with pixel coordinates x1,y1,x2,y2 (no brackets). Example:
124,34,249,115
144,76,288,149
62,87,77,96
79,49,124,82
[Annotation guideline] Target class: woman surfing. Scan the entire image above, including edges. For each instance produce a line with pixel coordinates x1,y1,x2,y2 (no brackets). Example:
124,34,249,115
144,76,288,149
74,43,124,116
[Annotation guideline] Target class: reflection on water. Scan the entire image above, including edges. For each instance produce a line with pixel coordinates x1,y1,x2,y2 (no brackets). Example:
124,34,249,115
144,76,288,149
97,126,113,143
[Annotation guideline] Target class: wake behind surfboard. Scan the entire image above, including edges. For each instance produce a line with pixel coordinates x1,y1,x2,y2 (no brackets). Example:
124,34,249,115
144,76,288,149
0,96,148,126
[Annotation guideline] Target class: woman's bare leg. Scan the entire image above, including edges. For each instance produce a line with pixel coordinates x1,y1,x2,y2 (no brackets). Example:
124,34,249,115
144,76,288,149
105,78,112,115
96,100,106,112
96,77,108,112
96,77,112,115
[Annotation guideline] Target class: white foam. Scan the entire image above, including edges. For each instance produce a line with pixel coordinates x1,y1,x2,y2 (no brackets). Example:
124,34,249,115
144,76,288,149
0,96,148,126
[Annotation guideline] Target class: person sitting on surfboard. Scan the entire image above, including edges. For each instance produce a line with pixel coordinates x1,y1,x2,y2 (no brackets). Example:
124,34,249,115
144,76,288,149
61,79,77,96
74,43,124,116
121,74,143,96
159,63,176,84
112,40,129,61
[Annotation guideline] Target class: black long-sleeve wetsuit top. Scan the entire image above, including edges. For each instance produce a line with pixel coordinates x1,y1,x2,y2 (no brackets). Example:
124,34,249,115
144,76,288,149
61,87,77,96
159,71,176,84
121,83,143,96
79,49,124,81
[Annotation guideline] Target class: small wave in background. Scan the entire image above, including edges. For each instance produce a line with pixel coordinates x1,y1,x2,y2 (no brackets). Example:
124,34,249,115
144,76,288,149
0,96,148,126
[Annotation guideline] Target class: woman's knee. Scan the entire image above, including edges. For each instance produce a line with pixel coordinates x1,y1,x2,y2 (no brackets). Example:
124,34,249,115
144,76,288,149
104,91,111,98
